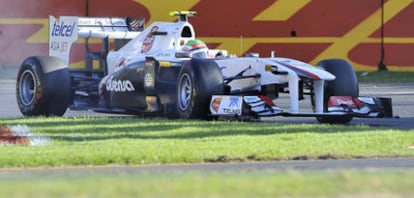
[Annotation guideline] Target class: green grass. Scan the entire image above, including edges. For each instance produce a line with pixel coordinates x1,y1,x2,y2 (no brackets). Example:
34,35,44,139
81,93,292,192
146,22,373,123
356,71,414,83
1,112,414,197
1,117,413,168
0,169,413,197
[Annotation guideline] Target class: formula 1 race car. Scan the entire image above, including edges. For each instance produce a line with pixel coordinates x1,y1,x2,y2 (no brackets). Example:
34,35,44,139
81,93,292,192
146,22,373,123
16,11,393,124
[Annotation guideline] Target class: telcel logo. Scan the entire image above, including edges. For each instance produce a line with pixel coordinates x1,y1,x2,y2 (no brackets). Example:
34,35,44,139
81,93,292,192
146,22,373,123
51,21,76,37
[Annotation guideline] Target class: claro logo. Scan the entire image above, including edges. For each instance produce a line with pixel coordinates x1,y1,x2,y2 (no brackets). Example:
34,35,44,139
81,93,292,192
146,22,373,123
106,76,135,92
51,21,76,37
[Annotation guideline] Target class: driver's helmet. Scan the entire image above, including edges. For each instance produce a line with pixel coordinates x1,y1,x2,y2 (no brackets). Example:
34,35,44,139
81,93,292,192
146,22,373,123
181,39,209,58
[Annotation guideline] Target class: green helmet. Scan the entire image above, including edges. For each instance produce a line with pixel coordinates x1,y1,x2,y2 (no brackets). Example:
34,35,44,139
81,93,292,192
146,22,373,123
181,39,209,58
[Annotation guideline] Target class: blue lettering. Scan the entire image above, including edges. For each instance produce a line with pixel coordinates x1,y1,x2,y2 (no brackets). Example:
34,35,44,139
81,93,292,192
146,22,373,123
229,97,239,107
51,21,76,37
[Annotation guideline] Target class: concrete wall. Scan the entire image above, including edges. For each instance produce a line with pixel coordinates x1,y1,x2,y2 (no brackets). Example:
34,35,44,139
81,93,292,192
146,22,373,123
0,0,413,71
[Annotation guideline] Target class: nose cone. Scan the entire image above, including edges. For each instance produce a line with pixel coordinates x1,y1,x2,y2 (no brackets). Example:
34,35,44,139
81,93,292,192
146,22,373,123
270,58,336,81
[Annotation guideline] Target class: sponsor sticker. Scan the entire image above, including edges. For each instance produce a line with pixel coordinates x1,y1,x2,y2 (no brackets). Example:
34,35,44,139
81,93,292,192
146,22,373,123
51,21,76,37
144,73,154,87
106,76,135,92
210,95,242,115
328,96,357,107
141,26,159,53
50,41,70,53
48,16,78,65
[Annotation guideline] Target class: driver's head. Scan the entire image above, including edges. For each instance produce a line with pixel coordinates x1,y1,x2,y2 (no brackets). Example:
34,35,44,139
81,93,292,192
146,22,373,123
181,39,209,58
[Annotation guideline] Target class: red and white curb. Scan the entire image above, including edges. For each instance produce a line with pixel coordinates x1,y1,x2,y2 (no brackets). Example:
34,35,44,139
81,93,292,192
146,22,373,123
0,125,50,146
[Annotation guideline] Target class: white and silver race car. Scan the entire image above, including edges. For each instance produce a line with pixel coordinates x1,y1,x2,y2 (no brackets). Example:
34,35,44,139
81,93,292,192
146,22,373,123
16,11,393,124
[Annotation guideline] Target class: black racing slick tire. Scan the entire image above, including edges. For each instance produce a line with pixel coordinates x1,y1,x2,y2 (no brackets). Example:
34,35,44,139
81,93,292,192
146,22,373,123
316,59,359,124
16,56,71,116
176,59,225,119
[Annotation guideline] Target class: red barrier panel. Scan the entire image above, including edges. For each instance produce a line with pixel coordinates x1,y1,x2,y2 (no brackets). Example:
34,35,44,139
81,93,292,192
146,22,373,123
0,0,413,71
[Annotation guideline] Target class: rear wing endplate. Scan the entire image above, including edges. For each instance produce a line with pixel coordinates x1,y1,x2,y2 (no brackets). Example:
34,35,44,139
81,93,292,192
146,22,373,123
49,16,145,65
169,11,197,22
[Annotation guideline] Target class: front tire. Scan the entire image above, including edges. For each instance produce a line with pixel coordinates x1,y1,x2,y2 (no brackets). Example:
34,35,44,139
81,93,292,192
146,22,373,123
316,59,359,124
16,56,71,116
176,59,224,119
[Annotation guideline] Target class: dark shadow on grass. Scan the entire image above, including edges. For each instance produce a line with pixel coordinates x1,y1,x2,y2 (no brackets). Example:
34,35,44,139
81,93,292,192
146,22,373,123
3,116,408,143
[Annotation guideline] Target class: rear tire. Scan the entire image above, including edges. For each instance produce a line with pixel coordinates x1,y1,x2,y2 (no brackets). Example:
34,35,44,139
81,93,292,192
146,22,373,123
176,59,224,119
16,56,71,116
316,59,358,124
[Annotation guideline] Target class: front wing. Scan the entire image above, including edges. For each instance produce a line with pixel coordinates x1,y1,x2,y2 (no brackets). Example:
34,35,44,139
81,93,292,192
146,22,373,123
209,95,393,119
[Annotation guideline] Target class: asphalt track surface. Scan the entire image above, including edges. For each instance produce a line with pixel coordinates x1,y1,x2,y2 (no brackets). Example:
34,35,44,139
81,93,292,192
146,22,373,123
1,158,414,174
1,67,413,172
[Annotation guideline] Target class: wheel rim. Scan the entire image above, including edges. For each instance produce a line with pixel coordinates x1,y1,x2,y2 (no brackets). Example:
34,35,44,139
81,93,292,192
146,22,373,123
178,73,192,111
19,70,37,106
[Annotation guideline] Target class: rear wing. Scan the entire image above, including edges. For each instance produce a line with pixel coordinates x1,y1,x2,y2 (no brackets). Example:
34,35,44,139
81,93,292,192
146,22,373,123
49,16,144,65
